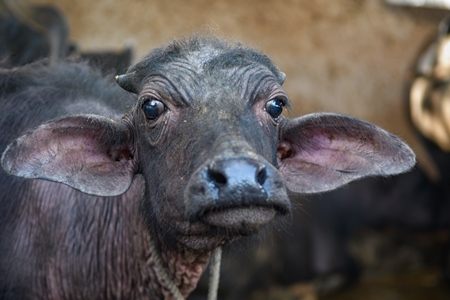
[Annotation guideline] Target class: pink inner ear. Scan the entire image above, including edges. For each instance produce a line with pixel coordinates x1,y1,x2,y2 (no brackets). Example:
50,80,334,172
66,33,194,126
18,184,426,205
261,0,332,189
2,115,136,196
277,141,293,161
47,124,133,169
277,113,415,194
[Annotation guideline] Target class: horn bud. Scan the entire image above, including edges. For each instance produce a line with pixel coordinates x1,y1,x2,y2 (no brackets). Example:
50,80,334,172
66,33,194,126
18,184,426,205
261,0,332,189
115,73,138,94
278,72,286,85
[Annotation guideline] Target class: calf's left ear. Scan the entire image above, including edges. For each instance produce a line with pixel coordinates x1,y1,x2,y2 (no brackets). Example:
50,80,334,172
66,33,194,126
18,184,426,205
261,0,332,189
277,113,416,194
1,115,136,196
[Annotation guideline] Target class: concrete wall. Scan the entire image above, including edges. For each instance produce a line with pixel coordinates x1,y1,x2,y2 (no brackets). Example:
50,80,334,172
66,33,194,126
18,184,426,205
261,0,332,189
31,0,450,173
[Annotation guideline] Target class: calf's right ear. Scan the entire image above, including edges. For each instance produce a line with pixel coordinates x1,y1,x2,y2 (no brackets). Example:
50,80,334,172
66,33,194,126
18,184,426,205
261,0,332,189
277,113,416,194
1,114,137,196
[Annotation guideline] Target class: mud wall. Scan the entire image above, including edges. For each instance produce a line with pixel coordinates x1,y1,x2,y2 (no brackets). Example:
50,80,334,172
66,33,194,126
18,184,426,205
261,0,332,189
31,0,450,170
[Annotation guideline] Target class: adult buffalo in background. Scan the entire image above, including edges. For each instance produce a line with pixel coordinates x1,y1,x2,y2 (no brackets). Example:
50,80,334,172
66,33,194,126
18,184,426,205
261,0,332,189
0,0,69,66
0,0,133,75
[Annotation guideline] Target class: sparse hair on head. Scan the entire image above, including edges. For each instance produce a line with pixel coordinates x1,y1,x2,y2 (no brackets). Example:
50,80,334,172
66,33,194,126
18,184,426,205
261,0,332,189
122,34,286,93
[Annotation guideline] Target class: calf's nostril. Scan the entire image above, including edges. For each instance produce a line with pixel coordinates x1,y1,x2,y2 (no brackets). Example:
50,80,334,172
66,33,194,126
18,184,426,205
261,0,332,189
207,167,228,187
256,165,267,186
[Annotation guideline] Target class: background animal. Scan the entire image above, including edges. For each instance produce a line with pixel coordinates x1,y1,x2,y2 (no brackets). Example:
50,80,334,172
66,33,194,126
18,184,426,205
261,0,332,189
0,0,133,76
0,0,69,66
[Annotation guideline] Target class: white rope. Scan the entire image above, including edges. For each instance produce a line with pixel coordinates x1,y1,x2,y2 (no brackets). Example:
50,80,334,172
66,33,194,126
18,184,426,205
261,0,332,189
146,233,185,300
207,247,222,300
147,232,223,300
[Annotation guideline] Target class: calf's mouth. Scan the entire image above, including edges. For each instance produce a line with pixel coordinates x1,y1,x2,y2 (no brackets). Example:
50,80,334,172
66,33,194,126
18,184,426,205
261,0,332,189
202,206,277,233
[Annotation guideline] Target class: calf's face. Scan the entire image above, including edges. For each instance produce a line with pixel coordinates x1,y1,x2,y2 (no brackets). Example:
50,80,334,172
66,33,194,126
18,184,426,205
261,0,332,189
1,37,415,251
127,46,292,248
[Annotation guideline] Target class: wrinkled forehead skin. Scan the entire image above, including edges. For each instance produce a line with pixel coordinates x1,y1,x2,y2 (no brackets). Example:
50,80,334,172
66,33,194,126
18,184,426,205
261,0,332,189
124,36,286,98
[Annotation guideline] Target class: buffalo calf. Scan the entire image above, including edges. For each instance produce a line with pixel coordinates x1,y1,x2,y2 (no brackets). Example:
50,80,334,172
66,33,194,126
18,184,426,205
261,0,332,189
0,36,415,299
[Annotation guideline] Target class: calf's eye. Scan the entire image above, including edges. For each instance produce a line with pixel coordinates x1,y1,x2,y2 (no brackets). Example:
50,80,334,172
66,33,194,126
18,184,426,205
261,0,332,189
265,99,284,120
142,99,166,120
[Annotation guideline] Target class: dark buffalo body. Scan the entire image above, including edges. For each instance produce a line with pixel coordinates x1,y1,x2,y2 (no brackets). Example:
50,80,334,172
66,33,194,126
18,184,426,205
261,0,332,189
0,36,415,299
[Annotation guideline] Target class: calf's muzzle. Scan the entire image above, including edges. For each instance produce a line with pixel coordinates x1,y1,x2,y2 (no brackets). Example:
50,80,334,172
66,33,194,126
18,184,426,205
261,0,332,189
184,154,290,234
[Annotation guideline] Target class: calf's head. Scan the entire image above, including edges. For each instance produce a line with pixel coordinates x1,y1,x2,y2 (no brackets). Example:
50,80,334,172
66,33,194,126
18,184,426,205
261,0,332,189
1,36,415,251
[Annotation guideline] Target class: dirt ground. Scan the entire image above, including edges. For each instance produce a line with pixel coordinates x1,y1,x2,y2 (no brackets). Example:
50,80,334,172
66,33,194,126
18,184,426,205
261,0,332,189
247,229,450,300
